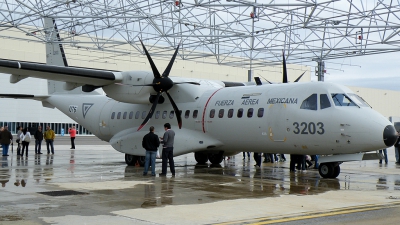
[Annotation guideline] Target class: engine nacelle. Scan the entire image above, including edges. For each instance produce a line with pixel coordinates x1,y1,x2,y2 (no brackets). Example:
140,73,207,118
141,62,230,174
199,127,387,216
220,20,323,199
102,71,155,104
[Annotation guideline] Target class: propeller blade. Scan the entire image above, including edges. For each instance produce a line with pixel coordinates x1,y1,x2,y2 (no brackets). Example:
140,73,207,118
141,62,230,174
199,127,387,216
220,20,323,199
137,92,161,131
162,42,180,78
282,50,288,83
294,71,306,82
139,39,161,78
173,81,201,85
166,92,182,129
254,77,262,85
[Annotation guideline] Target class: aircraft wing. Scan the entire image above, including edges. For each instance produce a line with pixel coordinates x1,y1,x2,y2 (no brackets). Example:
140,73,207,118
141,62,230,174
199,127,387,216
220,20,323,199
0,59,122,86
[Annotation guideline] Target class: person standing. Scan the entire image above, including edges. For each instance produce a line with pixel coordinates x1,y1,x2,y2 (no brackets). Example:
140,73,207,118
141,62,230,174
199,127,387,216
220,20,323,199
395,131,400,164
44,126,55,154
142,126,160,176
16,126,23,155
379,149,388,164
0,126,13,156
68,126,77,149
159,123,175,177
34,126,43,154
20,128,31,157
253,152,261,167
242,152,250,160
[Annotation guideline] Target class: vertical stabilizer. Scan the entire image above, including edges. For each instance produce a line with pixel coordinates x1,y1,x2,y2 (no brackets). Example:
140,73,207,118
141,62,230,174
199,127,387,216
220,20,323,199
44,18,82,94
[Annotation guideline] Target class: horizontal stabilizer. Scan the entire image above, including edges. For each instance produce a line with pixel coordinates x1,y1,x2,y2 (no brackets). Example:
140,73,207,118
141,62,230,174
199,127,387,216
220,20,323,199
0,94,49,101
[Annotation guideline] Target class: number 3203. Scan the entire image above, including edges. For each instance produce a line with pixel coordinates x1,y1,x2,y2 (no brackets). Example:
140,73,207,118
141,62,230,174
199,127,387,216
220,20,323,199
293,122,324,135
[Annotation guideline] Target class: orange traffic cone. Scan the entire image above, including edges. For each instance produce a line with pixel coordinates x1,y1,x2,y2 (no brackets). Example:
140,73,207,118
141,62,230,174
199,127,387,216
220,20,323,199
135,160,140,167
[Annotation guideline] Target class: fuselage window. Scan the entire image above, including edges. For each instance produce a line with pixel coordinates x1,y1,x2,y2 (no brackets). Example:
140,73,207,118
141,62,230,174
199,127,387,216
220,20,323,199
155,111,160,119
162,111,167,119
237,108,243,118
228,109,234,118
257,108,264,117
123,112,127,119
300,94,317,110
331,93,358,107
193,110,198,119
218,109,224,118
185,110,190,119
117,112,121,119
129,111,133,119
142,111,147,119
210,109,215,118
320,94,331,109
247,108,253,118
111,112,115,119
135,111,140,119
169,111,174,119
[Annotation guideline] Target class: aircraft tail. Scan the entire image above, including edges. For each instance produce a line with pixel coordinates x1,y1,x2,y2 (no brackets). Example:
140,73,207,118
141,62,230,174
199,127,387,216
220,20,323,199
44,18,84,95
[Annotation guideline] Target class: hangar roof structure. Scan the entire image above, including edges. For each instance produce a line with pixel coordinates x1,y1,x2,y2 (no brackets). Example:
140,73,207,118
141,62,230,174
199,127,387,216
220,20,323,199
0,0,399,71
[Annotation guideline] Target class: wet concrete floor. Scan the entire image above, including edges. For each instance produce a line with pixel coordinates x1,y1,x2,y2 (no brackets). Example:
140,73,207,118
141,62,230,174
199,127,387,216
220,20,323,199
1,137,400,224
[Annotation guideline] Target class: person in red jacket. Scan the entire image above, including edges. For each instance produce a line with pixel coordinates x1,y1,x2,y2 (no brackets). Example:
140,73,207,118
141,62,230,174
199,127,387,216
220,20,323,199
68,126,77,149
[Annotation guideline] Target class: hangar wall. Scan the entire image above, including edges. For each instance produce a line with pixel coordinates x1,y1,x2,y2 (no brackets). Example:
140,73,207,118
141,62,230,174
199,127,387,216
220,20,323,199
0,28,397,134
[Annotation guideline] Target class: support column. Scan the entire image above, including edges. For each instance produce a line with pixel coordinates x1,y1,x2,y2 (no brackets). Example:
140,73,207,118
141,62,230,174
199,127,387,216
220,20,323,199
248,70,253,82
316,61,325,82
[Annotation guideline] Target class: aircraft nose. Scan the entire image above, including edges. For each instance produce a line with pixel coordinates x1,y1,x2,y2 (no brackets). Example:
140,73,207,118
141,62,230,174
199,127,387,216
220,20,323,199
383,125,397,147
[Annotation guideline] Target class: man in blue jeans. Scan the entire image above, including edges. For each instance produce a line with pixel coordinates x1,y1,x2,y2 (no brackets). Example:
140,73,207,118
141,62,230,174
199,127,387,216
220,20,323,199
142,126,160,176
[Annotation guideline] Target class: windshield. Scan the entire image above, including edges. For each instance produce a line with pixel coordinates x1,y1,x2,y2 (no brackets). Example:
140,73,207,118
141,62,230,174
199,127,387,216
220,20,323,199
331,93,358,107
347,93,371,108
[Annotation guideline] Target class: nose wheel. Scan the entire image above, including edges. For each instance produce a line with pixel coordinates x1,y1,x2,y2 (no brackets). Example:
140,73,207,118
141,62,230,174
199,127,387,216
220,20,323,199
319,163,340,178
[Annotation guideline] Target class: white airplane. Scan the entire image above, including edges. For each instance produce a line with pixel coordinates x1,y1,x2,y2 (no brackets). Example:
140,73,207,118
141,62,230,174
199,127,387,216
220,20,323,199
0,18,397,178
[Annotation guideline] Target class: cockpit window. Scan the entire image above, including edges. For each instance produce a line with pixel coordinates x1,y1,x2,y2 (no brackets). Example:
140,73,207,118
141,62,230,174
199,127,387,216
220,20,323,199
300,94,317,110
320,94,331,109
331,93,358,107
347,93,371,108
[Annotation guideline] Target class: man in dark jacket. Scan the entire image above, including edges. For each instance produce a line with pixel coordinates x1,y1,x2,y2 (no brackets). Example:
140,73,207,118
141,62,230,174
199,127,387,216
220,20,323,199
34,126,43,154
0,126,13,156
142,126,160,176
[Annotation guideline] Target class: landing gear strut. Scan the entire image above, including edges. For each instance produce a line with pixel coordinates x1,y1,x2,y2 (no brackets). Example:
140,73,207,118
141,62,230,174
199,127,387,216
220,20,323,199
319,163,340,178
125,154,145,167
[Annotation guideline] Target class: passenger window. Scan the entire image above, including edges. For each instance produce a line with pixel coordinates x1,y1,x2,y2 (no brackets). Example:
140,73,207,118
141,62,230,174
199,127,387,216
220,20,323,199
331,93,357,107
135,111,140,119
142,111,147,119
320,94,331,109
218,109,224,118
193,110,198,119
111,112,115,119
162,111,167,119
169,111,174,119
210,109,215,118
117,112,121,119
247,108,253,118
185,110,190,119
123,112,127,119
228,109,234,118
129,111,133,119
155,111,160,119
237,108,243,118
300,94,317,110
257,108,264,117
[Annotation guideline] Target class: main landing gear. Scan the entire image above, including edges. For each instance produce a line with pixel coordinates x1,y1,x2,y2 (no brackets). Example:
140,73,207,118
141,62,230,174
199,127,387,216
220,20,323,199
318,162,341,178
195,151,224,165
125,154,145,167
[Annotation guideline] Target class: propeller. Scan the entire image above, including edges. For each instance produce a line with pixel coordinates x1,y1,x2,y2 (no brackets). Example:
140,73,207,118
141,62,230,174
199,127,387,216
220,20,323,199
136,39,199,131
282,50,288,83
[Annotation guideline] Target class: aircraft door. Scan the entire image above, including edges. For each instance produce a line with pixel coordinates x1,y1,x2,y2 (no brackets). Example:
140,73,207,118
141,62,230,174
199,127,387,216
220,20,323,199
267,104,288,142
98,99,115,136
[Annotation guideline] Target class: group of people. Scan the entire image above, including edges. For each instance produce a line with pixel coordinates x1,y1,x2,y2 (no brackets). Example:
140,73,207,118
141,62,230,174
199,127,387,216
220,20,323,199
0,125,77,157
142,123,175,177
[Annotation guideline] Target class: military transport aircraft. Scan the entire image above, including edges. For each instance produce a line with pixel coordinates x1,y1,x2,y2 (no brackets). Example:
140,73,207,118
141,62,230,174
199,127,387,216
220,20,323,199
0,18,397,178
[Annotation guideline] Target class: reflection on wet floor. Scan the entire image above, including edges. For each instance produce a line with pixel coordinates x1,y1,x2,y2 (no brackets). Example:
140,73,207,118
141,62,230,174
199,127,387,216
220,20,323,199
1,146,400,221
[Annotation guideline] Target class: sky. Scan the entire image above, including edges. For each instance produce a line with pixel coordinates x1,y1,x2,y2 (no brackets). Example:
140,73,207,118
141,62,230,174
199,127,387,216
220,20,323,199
310,52,400,91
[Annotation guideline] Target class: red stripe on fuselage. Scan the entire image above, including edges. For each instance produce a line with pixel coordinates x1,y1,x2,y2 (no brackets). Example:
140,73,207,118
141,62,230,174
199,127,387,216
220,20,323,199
202,88,223,133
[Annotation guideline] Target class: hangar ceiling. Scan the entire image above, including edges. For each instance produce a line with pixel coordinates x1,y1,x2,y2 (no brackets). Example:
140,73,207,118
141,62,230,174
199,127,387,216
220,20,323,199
0,0,399,71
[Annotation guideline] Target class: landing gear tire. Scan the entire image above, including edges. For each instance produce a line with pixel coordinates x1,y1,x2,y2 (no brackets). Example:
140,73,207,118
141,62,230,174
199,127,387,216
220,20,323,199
332,165,340,178
319,163,334,178
195,152,208,164
208,152,223,164
137,156,146,167
125,154,136,166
